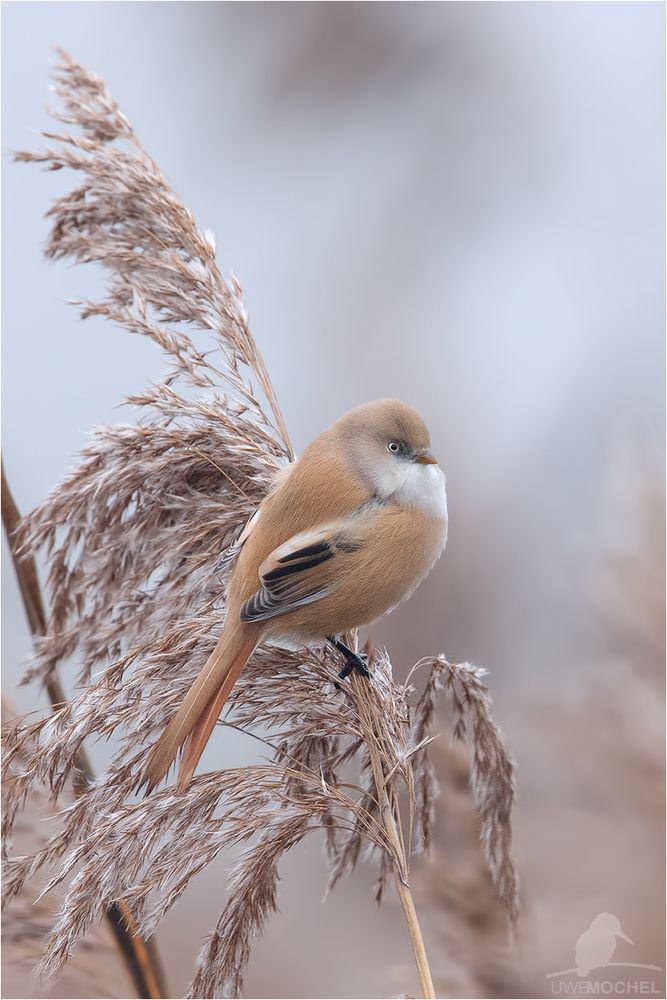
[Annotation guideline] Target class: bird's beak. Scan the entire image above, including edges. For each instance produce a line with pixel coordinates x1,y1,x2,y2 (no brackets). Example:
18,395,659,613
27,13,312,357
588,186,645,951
415,449,438,465
618,931,634,945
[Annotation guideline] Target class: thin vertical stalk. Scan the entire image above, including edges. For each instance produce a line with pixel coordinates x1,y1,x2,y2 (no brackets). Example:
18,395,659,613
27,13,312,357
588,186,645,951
1,461,167,1000
352,674,436,999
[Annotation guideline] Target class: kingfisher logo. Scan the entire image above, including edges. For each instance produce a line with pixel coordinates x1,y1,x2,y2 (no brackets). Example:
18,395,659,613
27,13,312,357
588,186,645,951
546,913,663,995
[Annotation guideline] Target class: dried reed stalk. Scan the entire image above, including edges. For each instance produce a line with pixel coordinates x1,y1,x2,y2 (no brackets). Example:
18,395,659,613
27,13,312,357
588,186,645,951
2,466,167,1000
2,698,141,1000
2,51,519,999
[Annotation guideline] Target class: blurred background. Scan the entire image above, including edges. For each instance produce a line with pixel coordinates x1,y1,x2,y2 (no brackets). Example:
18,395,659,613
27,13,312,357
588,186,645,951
2,3,664,998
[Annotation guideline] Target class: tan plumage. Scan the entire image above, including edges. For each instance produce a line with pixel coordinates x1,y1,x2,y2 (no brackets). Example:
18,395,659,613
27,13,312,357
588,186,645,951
143,399,448,791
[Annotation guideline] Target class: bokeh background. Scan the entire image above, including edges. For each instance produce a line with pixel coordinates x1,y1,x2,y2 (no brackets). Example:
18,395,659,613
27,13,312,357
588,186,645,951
2,3,664,998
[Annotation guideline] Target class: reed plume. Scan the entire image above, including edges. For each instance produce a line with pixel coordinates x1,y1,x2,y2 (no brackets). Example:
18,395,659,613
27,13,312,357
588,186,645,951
1,701,139,1000
3,51,518,999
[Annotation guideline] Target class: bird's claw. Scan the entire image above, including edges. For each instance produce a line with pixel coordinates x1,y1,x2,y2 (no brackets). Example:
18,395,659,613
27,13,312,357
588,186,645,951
338,651,370,680
327,636,372,687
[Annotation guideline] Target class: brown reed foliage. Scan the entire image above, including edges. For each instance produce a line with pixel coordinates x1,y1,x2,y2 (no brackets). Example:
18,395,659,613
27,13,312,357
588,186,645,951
420,740,527,998
1,701,138,1000
2,51,519,999
2,464,166,1000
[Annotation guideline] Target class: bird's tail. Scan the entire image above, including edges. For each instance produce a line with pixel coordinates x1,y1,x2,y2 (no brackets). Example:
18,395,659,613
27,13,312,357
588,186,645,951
142,627,256,793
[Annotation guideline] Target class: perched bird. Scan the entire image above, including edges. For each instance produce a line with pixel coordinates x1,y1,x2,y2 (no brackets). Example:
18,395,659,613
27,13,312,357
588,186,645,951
143,399,448,792
575,913,634,976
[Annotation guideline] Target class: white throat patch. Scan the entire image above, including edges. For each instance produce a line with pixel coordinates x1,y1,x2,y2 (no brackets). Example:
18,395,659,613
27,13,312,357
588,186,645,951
371,457,448,520
394,462,448,519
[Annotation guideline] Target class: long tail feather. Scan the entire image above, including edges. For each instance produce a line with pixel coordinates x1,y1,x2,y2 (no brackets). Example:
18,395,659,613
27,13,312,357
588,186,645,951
142,630,255,792
176,648,250,792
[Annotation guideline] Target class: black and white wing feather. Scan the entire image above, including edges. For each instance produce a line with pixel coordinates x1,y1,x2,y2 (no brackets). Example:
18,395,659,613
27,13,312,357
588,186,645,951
240,522,362,623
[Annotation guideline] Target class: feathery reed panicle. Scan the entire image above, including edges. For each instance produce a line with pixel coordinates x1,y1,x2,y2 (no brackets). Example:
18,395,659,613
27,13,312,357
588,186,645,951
3,51,519,998
1,702,138,1000
409,657,520,923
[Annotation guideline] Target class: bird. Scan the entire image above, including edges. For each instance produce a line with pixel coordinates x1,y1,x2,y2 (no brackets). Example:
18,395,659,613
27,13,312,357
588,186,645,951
142,398,448,793
575,913,634,976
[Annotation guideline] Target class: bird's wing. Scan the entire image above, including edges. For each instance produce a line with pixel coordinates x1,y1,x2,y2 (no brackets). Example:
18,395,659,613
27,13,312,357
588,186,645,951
239,516,365,623
237,462,296,548
236,506,261,548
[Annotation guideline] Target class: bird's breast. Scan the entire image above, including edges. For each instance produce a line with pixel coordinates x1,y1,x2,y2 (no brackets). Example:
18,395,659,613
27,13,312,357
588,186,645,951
297,500,446,637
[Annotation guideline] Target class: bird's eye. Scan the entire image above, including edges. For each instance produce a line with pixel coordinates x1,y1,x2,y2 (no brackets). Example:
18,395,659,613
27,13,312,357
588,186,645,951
388,441,400,454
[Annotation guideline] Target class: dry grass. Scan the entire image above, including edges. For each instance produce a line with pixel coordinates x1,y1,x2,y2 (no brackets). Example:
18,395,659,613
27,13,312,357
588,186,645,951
2,51,518,998
421,742,527,998
1,702,138,1000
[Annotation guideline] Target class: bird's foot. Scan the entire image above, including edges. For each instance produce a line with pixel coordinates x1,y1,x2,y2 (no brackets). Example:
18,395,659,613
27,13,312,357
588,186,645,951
327,636,371,681
338,651,370,680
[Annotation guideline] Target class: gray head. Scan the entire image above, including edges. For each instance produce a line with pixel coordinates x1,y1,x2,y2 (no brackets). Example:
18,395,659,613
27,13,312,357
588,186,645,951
332,399,439,497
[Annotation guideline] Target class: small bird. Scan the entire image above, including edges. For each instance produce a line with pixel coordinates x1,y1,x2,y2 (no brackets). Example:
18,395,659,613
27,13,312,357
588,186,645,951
143,399,448,792
575,913,634,976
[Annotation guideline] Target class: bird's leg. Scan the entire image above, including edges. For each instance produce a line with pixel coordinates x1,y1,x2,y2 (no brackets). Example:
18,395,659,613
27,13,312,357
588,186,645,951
326,636,371,680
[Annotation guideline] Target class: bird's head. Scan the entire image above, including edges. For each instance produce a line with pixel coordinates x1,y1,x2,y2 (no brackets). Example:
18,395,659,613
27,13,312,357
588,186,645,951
333,399,441,499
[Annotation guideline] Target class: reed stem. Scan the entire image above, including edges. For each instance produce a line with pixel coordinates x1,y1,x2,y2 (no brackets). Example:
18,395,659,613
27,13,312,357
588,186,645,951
1,461,167,1000
353,673,436,999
